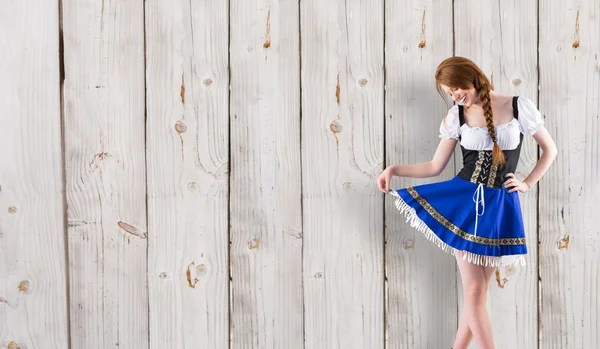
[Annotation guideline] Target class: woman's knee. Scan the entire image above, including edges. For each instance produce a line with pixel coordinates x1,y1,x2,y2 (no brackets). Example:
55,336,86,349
465,283,488,303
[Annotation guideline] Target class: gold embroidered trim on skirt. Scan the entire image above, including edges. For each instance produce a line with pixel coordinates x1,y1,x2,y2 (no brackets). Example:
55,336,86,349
406,187,526,246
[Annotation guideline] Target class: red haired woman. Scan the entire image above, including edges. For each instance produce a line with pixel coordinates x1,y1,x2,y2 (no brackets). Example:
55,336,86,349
378,56,557,349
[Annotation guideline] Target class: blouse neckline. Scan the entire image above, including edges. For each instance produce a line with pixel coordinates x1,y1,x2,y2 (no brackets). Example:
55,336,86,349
460,118,519,132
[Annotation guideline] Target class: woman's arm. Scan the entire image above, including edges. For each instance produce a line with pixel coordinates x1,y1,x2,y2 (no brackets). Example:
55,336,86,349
378,138,457,192
504,127,557,193
522,127,558,188
390,138,458,178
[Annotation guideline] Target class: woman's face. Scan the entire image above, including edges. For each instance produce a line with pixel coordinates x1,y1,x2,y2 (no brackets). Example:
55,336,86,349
440,84,478,107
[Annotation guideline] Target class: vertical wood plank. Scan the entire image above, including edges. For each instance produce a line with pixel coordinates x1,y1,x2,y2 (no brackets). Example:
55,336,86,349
229,0,303,348
539,1,600,348
384,1,456,348
0,1,69,348
145,0,229,347
62,0,148,347
301,1,384,347
454,1,539,348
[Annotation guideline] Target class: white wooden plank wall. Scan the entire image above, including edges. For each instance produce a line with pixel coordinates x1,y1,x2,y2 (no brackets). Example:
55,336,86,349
384,1,456,348
539,1,600,348
145,0,229,348
229,0,303,348
454,1,539,348
0,1,599,348
0,1,69,348
301,0,384,347
62,0,148,347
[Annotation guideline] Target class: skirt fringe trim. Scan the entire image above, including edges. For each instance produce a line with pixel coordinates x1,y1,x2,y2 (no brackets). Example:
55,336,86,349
391,191,526,268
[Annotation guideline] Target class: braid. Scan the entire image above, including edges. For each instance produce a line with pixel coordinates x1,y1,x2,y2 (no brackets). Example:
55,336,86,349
477,80,506,167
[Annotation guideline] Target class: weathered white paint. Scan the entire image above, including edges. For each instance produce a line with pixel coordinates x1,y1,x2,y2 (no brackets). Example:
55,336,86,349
145,0,229,348
229,0,303,348
1,1,599,348
454,1,540,348
62,0,148,347
301,0,384,347
539,1,600,348
384,1,457,348
0,1,69,348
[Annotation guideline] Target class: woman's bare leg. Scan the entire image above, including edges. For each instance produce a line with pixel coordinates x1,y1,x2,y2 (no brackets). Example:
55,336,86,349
452,252,496,349
453,257,496,347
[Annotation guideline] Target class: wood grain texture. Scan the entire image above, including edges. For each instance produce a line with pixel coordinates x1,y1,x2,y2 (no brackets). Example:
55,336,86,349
145,0,229,348
62,0,148,347
3,2,600,347
454,1,539,348
539,1,600,348
384,1,456,348
0,1,69,348
229,0,303,348
301,0,384,347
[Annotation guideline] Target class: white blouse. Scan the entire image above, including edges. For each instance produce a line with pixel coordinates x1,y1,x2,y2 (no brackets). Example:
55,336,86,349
439,96,545,151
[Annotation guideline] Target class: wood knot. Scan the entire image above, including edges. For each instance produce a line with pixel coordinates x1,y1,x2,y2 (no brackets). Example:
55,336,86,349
403,239,415,249
8,341,22,349
557,235,570,249
186,262,199,288
329,120,342,133
512,78,522,87
159,272,168,279
117,221,147,239
203,78,213,87
18,280,30,294
175,121,187,134
248,239,260,249
418,40,426,49
314,272,323,279
495,269,508,288
196,264,207,276
358,79,368,87
342,182,354,192
8,206,17,214
187,182,199,192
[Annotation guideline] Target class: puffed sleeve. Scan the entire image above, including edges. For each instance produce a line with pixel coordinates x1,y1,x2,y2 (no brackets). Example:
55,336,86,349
517,96,545,135
439,105,461,140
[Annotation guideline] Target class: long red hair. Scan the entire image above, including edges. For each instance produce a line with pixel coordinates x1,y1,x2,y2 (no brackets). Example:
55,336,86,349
435,56,505,168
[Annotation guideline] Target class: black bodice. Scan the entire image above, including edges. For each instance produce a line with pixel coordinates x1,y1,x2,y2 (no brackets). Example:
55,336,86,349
456,97,524,189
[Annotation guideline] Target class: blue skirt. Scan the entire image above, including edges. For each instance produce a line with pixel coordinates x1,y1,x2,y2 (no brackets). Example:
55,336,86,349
388,176,527,267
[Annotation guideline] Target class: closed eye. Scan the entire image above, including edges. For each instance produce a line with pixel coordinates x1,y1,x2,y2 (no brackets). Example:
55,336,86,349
446,88,458,96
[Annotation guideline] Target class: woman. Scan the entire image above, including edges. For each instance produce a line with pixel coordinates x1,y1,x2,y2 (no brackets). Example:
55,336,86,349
377,56,557,349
